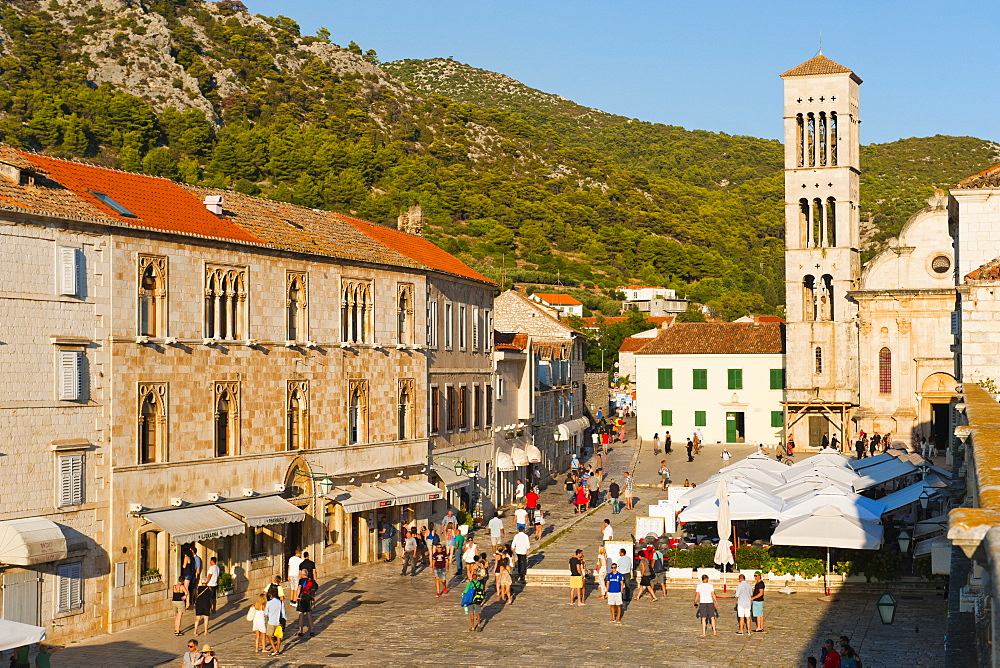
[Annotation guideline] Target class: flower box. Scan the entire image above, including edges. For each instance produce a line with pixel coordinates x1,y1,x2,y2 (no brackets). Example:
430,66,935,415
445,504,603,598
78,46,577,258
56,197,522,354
667,567,694,579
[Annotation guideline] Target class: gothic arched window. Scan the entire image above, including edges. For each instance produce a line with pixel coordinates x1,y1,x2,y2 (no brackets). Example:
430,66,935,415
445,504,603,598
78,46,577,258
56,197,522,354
138,256,167,337
138,384,166,464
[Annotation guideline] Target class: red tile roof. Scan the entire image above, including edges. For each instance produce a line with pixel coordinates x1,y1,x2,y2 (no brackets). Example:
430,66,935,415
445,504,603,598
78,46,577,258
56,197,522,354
532,292,582,305
336,213,495,285
966,257,1000,281
781,54,862,83
21,151,263,244
579,316,674,328
619,336,654,353
494,332,528,351
634,322,785,355
956,163,1000,190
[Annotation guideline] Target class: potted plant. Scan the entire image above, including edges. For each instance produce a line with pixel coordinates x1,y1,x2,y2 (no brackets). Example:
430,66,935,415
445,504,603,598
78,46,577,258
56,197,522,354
216,571,234,596
140,567,161,585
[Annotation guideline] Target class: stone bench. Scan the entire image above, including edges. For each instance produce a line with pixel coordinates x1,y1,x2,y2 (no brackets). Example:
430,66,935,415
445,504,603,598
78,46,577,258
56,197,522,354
524,567,574,587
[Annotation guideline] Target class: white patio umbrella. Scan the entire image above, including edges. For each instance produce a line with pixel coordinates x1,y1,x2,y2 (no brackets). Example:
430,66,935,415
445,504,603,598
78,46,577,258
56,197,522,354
679,487,784,522
721,457,789,477
771,504,884,596
772,476,855,500
782,464,860,486
714,479,735,592
777,485,887,522
0,619,46,652
785,449,855,472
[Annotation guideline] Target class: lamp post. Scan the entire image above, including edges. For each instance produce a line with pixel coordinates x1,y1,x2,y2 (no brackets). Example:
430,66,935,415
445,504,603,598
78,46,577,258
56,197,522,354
919,489,932,511
876,591,897,624
897,529,912,554
318,477,334,496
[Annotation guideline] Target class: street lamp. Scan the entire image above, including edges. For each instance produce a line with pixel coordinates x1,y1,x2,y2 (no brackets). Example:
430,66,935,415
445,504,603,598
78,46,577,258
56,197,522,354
876,591,897,624
897,529,912,554
318,477,334,496
919,489,932,510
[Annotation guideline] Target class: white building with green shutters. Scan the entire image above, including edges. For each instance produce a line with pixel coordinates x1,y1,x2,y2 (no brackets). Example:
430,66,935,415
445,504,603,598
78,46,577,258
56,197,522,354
633,322,786,446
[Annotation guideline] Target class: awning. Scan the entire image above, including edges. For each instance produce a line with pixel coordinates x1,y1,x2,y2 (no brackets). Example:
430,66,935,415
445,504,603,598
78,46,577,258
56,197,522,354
431,465,473,491
143,505,246,544
555,417,589,441
0,518,68,566
0,619,46,652
851,459,917,491
526,444,542,463
496,450,516,472
328,486,396,513
382,480,444,505
218,496,306,527
511,447,529,467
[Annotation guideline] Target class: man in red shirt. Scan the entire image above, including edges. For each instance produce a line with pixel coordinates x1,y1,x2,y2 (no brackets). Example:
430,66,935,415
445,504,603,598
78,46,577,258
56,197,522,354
821,639,841,668
525,488,539,527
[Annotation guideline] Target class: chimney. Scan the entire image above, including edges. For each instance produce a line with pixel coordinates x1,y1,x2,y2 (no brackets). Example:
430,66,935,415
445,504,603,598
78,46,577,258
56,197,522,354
0,162,22,185
398,205,423,236
203,194,224,215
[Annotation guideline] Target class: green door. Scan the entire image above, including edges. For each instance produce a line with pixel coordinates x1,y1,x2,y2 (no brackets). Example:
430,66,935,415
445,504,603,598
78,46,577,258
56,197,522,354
726,412,737,442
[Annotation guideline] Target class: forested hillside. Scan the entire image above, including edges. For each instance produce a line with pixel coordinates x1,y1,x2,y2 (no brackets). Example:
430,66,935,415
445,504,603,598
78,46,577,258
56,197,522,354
0,2,995,319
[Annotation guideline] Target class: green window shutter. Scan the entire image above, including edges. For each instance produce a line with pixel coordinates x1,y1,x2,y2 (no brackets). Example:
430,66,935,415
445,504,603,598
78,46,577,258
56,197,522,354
661,410,673,426
769,368,785,390
727,369,743,390
771,411,784,428
694,410,706,427
657,368,673,389
692,369,707,389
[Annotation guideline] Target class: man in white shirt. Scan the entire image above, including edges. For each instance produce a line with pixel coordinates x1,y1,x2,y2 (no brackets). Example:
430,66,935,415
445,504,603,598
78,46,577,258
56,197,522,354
440,510,458,531
602,519,614,542
514,479,525,500
487,513,505,547
511,528,530,584
734,573,754,635
693,574,718,637
513,505,528,532
287,549,303,588
205,556,221,613
616,548,633,594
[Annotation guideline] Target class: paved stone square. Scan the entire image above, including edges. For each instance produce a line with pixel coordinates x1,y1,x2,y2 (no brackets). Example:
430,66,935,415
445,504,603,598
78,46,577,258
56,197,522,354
52,431,946,667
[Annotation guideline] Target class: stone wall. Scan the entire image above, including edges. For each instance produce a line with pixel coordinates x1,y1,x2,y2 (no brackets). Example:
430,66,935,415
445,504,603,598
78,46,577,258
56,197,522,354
584,371,610,416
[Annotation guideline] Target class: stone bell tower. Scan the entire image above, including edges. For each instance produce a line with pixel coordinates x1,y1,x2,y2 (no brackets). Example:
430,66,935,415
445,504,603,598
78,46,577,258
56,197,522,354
781,54,862,448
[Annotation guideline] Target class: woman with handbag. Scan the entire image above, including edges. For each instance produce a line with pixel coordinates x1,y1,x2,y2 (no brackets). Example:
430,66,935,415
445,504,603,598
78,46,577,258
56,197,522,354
246,594,268,652
594,546,609,599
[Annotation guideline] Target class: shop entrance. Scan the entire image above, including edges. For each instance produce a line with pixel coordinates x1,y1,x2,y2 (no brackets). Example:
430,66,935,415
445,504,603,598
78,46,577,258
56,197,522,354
351,513,363,565
284,521,301,567
931,403,950,452
2,570,39,625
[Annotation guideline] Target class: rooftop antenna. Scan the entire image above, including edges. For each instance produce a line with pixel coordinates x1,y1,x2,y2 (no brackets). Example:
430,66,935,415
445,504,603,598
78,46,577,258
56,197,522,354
818,33,823,56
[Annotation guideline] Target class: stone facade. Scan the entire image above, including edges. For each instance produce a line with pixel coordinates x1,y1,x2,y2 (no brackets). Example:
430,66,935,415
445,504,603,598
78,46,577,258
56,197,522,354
0,215,110,638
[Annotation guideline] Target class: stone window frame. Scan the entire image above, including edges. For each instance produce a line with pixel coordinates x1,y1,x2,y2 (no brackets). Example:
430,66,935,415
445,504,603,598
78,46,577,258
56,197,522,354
348,379,369,445
214,381,241,457
396,283,414,345
286,271,308,343
137,254,168,337
429,385,440,434
204,263,248,341
398,379,414,440
138,382,168,464
341,279,373,344
286,380,309,451
138,528,164,585
426,297,439,348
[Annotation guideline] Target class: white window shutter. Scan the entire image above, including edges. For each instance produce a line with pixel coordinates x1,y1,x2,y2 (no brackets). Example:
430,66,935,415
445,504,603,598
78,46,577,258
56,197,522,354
59,246,79,296
59,454,84,507
59,351,82,401
57,562,83,611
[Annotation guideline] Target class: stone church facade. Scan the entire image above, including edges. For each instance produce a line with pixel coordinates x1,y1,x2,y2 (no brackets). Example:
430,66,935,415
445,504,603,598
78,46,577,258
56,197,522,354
781,55,957,451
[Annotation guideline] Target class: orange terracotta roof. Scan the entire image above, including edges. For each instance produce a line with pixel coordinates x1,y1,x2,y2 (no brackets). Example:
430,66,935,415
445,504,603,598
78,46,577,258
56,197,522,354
956,163,1000,190
781,54,862,83
19,151,262,244
618,336,653,353
634,322,785,355
335,213,495,285
753,315,785,323
579,316,674,327
966,257,1000,281
532,292,582,305
494,331,528,351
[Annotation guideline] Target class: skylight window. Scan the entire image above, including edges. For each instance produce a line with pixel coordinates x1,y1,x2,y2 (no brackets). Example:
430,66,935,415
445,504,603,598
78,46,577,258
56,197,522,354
88,191,136,218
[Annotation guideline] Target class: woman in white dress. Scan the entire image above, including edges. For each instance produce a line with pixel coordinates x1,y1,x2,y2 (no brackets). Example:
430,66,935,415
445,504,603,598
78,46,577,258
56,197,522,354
246,594,268,652
595,546,609,599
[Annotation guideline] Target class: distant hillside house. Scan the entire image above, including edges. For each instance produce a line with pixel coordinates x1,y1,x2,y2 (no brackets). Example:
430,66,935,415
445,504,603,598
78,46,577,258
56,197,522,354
617,327,664,390
634,322,785,446
578,315,674,333
529,292,584,317
617,285,688,317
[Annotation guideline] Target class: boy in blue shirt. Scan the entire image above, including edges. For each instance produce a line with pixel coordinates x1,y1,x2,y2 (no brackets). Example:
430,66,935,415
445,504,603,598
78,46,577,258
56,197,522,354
605,563,625,623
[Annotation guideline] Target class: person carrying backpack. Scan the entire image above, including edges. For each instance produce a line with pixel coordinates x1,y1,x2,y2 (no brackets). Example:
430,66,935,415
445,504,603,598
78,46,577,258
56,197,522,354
294,573,318,637
461,577,486,632
652,546,668,599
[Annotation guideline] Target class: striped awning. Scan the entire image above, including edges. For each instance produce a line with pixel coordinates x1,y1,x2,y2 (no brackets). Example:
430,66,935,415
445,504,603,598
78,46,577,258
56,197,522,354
143,506,245,545
219,496,306,527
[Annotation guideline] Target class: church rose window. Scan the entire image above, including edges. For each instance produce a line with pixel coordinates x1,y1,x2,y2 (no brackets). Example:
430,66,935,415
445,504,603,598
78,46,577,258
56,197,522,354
931,255,951,274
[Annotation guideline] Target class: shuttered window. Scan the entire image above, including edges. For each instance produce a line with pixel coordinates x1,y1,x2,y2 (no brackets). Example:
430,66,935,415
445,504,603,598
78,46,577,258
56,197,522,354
692,369,708,390
727,369,743,390
657,368,673,389
661,410,673,426
59,350,83,401
771,411,784,428
769,369,785,390
57,562,83,612
694,410,707,427
59,246,80,296
58,454,84,507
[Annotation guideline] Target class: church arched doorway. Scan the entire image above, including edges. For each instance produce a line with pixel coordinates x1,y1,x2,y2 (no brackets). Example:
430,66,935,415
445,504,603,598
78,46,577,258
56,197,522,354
918,372,957,454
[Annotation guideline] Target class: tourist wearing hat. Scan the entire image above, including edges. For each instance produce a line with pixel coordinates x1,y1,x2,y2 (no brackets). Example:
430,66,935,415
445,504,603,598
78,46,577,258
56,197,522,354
195,644,218,667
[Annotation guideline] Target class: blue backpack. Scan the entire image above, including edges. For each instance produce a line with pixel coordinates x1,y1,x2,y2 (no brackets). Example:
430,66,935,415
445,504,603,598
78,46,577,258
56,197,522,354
460,581,476,606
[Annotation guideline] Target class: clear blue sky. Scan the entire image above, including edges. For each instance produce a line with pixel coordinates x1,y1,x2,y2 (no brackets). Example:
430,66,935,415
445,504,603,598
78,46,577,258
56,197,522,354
248,0,998,145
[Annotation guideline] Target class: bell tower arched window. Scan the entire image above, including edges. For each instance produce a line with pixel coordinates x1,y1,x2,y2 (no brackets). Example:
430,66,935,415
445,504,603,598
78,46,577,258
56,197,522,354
819,274,834,321
829,112,838,165
818,112,828,166
878,348,892,394
795,114,805,167
806,113,816,167
803,275,817,321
